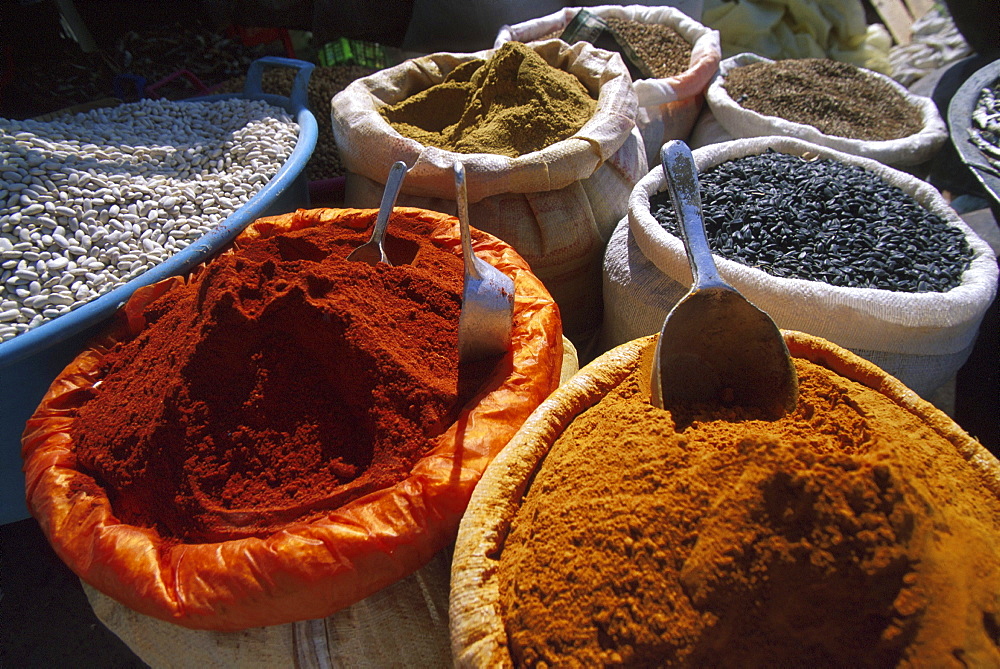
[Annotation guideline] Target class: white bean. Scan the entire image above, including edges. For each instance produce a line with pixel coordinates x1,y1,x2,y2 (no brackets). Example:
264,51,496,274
0,97,298,343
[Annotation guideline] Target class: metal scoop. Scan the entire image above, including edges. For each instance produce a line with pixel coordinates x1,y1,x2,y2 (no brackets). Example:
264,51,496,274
651,140,798,418
453,161,514,361
346,160,408,265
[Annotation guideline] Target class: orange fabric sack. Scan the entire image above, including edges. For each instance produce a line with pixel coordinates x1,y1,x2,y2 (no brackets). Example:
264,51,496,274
21,207,563,632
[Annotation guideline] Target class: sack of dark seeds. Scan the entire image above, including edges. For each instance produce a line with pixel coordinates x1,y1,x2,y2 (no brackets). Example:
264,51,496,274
495,5,721,168
693,53,947,168
601,136,998,398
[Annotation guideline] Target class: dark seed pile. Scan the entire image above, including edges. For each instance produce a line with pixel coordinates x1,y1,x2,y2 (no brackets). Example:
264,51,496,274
116,22,264,99
650,151,973,293
2,20,267,120
602,17,692,79
541,17,692,80
722,59,924,141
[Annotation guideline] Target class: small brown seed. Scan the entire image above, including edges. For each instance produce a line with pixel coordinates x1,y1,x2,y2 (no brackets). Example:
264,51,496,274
602,17,692,80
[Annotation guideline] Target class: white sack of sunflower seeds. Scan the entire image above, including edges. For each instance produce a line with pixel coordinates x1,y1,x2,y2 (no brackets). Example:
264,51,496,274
601,136,998,398
495,4,721,168
696,53,948,168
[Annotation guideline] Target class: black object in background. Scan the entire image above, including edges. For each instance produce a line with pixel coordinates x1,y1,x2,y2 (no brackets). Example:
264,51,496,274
311,0,415,48
0,518,147,668
943,0,1000,59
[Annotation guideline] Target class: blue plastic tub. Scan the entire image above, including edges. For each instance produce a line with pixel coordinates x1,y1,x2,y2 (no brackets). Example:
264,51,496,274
0,56,318,524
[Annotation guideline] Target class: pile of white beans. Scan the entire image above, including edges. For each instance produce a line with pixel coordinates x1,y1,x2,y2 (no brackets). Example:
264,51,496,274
0,97,299,344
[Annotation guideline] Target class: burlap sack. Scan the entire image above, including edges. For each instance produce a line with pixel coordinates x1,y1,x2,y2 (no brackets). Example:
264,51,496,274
330,39,646,349
601,136,998,398
494,4,721,168
449,331,1000,667
77,337,579,669
23,207,567,634
695,53,947,168
83,549,452,669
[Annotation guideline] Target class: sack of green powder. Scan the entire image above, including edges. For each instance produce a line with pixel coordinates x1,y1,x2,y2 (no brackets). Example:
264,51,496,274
601,136,999,399
494,4,722,169
691,53,947,168
330,39,645,355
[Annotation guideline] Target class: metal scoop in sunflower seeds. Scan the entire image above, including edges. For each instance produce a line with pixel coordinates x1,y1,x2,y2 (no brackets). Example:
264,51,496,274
651,140,798,418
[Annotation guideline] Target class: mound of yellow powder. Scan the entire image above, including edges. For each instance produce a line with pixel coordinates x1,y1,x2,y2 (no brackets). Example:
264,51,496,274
498,348,1000,667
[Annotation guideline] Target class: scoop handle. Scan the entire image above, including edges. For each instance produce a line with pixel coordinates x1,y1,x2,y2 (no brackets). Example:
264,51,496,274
373,160,408,244
453,161,482,281
660,141,727,291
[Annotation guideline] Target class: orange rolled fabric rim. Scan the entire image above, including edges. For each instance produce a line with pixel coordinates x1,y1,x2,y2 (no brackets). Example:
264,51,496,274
21,207,563,631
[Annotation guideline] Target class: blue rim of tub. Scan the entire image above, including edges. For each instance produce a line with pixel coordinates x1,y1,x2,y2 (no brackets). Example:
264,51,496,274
0,56,319,368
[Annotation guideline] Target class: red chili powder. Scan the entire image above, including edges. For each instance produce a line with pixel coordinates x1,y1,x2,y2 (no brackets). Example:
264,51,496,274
72,212,475,543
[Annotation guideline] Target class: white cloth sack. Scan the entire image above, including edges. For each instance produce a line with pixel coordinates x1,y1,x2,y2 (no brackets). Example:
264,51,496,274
76,338,582,668
698,53,948,167
495,4,721,168
331,39,646,347
83,549,454,669
601,136,999,398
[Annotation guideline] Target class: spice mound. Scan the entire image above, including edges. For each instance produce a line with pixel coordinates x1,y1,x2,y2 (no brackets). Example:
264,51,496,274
380,41,596,157
602,17,692,80
72,213,473,543
498,344,1000,667
723,58,924,141
650,150,973,293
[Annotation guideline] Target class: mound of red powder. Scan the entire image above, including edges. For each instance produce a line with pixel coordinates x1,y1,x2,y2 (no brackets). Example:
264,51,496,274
72,212,473,543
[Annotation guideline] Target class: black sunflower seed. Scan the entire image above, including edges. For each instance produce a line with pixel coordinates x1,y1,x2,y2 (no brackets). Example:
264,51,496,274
650,150,973,293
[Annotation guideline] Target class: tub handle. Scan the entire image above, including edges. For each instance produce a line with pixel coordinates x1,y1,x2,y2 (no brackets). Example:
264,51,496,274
243,56,315,112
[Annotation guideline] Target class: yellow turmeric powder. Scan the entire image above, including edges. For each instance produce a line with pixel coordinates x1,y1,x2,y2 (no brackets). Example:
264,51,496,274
498,341,1000,667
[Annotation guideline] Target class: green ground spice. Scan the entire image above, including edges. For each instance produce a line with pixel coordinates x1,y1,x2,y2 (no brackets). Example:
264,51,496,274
380,42,596,157
723,58,924,141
